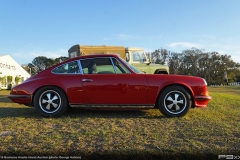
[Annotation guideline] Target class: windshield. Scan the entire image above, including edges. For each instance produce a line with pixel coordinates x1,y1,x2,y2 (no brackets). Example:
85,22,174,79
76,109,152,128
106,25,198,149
119,57,141,74
132,51,147,63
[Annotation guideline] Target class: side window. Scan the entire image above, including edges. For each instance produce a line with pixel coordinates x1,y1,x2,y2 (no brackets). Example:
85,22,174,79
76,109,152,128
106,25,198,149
80,58,115,74
112,58,130,74
132,52,140,61
52,61,80,74
69,51,77,58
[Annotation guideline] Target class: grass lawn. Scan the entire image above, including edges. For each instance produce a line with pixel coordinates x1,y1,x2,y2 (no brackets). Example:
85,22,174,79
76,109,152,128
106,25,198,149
0,90,11,103
0,86,239,159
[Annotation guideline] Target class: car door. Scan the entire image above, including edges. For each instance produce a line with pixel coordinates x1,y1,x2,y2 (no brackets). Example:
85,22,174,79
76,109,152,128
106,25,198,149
79,57,148,105
51,60,87,104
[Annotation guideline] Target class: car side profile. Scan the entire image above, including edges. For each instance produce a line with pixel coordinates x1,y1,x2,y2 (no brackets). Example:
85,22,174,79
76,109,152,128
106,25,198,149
8,54,211,117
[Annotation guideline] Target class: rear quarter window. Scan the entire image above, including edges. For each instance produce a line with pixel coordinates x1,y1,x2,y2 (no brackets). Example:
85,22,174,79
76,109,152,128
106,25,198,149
52,61,80,74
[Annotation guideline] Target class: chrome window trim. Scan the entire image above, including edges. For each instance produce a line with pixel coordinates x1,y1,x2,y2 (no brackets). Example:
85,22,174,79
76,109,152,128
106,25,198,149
118,57,141,74
112,58,131,74
77,60,84,74
110,57,117,74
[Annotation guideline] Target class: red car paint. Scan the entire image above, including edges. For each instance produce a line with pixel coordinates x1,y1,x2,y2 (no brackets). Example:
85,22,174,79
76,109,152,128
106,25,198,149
8,54,211,117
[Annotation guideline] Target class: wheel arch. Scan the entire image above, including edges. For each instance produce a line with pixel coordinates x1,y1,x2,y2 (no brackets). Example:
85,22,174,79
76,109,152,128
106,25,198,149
32,85,69,106
154,84,194,109
154,69,168,74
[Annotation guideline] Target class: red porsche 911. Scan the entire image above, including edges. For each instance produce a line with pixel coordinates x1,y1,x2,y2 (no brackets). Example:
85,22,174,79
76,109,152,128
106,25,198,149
8,54,211,117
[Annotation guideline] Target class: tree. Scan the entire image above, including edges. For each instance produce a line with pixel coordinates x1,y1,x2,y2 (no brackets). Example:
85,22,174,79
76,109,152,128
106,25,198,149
167,52,184,74
32,56,53,73
164,47,240,85
15,75,22,85
27,63,37,75
180,48,204,76
21,64,30,73
55,56,69,64
7,76,13,89
27,56,69,75
0,76,7,88
7,75,13,84
146,48,168,65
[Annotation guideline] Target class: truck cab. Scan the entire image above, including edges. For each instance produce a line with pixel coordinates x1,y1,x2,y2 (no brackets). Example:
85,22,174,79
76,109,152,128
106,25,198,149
125,47,169,74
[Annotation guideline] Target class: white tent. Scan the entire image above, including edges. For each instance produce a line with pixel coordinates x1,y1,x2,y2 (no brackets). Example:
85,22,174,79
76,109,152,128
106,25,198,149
0,55,30,89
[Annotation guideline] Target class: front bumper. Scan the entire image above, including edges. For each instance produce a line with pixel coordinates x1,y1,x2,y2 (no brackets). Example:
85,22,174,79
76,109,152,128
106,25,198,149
194,95,212,108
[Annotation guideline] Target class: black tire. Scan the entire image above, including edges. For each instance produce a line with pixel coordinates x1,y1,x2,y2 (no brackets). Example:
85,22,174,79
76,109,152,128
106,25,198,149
34,86,68,117
157,71,168,74
158,86,192,117
154,70,168,74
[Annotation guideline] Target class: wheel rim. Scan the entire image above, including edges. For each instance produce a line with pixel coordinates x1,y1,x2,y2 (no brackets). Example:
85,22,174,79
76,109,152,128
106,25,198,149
39,90,61,114
163,90,187,114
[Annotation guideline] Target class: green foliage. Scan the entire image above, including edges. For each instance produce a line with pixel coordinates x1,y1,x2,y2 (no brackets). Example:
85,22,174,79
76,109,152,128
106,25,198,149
146,48,168,65
32,56,52,73
15,76,22,85
55,56,69,63
21,48,240,85
6,76,13,84
27,56,69,75
0,76,6,87
151,47,240,85
21,64,30,73
6,76,13,89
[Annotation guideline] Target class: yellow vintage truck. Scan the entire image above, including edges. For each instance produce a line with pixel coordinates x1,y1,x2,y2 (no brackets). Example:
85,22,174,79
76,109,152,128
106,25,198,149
68,45,169,74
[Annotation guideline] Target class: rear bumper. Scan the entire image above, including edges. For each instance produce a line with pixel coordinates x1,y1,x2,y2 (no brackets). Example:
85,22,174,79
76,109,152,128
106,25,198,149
194,95,212,108
8,94,32,105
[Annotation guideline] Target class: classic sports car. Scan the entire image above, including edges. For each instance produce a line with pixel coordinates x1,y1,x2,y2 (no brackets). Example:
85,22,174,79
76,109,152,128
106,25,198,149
8,54,211,117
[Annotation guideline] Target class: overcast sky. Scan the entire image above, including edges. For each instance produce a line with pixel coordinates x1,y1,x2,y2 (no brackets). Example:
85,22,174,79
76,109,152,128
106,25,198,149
1,0,240,65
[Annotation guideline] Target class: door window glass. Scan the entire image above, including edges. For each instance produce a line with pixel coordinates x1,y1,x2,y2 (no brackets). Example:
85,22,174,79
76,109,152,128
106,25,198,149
80,58,115,74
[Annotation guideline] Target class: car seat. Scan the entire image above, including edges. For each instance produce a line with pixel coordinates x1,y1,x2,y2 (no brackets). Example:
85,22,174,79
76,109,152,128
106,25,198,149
88,61,97,74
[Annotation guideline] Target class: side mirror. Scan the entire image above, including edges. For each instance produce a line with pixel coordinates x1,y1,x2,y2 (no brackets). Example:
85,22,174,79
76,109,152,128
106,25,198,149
147,58,152,65
126,52,130,62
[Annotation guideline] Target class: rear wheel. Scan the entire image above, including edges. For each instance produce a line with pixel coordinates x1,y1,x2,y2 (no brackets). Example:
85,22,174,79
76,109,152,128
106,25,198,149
34,86,68,117
158,86,191,117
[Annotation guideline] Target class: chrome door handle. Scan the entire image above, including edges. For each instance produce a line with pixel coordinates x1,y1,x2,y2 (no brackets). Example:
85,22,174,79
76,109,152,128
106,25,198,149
82,79,93,82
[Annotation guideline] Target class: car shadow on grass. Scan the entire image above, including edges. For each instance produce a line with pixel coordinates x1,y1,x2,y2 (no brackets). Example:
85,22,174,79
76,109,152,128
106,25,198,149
0,97,12,103
65,108,165,119
0,107,42,118
0,107,165,119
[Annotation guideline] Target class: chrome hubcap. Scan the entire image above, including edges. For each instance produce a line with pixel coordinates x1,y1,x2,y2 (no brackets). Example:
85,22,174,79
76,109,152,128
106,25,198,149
39,90,61,113
164,91,187,114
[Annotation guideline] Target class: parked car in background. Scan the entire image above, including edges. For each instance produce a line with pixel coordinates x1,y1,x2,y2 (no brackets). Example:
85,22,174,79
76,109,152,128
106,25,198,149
8,54,211,117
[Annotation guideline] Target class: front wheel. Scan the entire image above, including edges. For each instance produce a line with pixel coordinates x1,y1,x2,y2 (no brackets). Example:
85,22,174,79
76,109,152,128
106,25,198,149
34,86,68,117
158,86,192,117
